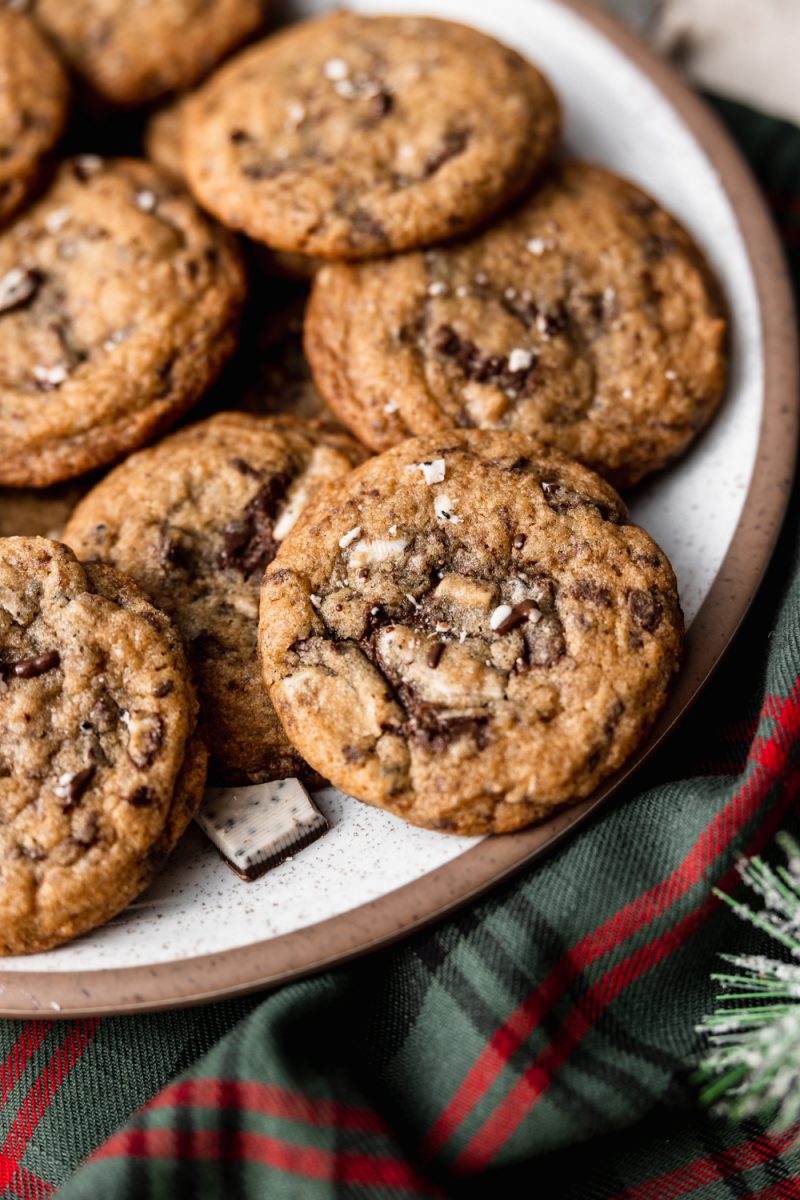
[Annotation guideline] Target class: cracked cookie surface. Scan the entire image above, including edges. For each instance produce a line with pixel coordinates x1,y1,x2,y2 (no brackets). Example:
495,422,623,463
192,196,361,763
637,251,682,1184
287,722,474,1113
305,161,727,488
26,0,266,107
0,537,206,955
0,157,245,487
259,431,683,835
64,412,366,785
0,8,69,226
182,12,560,258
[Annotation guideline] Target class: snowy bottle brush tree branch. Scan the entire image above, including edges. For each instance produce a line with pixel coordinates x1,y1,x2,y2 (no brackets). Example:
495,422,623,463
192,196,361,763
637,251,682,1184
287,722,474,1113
696,833,800,1131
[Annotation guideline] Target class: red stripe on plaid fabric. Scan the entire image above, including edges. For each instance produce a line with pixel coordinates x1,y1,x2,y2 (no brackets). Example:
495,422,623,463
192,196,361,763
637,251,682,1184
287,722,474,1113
0,1020,100,1196
93,1127,441,1193
607,1124,800,1200
0,1159,54,1199
424,679,800,1161
454,764,800,1174
148,1079,388,1133
1,1025,51,1108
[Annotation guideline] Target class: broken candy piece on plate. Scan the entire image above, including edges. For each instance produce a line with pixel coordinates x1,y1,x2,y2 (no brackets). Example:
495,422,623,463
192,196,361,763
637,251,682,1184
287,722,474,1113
197,778,329,881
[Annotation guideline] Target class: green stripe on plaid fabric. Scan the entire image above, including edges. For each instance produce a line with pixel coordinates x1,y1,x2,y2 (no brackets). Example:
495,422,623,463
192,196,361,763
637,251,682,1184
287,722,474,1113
3,95,800,1200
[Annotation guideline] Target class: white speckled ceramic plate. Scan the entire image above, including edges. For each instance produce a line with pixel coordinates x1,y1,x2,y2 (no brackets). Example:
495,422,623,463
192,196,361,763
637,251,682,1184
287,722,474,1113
0,0,796,1015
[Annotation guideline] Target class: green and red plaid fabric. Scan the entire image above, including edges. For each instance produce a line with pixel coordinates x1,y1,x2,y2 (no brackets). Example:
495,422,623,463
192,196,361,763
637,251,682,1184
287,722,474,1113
2,96,800,1200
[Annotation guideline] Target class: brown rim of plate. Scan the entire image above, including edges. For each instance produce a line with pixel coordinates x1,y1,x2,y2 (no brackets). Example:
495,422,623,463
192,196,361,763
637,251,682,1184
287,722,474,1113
0,0,797,1017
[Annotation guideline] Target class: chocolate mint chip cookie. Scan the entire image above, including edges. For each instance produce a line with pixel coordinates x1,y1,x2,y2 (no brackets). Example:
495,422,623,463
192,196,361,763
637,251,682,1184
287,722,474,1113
259,432,683,835
0,157,245,488
305,161,728,488
182,12,560,259
0,538,207,955
0,8,69,226
64,412,366,785
26,0,266,108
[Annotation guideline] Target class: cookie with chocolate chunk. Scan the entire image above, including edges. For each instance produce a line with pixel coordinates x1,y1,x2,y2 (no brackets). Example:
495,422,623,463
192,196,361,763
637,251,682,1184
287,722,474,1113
0,157,245,488
0,537,206,955
259,431,683,835
63,412,366,785
0,9,69,226
182,12,560,259
27,0,266,107
305,160,727,489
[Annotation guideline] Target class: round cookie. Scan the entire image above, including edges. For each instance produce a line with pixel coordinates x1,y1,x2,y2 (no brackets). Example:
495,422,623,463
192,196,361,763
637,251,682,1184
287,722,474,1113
28,0,266,108
0,9,69,226
0,156,245,488
259,432,683,835
305,160,728,489
63,412,366,785
182,12,560,259
0,537,207,955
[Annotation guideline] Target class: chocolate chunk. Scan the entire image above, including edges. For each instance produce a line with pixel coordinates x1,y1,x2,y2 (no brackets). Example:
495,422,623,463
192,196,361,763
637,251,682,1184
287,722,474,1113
628,588,663,632
434,325,537,395
408,710,489,753
153,680,174,698
513,534,527,550
3,649,61,679
572,581,613,608
424,129,470,177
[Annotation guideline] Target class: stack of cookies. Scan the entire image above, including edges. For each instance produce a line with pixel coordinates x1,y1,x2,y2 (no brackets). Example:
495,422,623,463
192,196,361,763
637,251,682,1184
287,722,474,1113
0,3,727,953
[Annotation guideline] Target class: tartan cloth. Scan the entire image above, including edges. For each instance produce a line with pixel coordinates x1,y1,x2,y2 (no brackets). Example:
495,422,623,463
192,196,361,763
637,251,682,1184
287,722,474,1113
1,96,799,1200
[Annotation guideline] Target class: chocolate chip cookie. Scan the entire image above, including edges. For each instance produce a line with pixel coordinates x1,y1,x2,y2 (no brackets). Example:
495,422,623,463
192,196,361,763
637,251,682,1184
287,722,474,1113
0,537,207,955
63,412,366,785
26,0,266,107
305,161,728,489
259,431,683,835
182,12,560,259
0,157,245,488
0,8,69,226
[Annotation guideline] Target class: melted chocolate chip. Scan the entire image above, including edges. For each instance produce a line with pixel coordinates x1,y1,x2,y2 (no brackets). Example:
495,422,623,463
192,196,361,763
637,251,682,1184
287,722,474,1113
627,588,663,632
424,129,470,177
218,471,294,579
62,766,95,810
434,325,538,394
572,581,613,608
525,618,566,668
242,161,287,180
128,787,156,807
541,481,626,525
350,208,390,246
230,457,261,479
409,711,489,753
153,680,174,698
512,534,527,550
642,233,678,262
2,649,61,679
